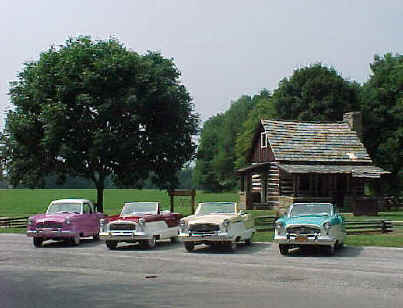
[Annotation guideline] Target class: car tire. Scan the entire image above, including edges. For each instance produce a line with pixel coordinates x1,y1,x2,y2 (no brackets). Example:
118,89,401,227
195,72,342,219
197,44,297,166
335,241,344,249
245,234,254,246
106,240,118,250
227,241,237,252
33,237,43,248
325,245,335,256
279,244,289,255
184,242,195,252
144,237,157,249
71,235,80,246
93,233,100,241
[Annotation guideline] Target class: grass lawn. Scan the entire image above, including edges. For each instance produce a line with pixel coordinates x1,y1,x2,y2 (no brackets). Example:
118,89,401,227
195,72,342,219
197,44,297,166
0,189,239,217
1,189,403,247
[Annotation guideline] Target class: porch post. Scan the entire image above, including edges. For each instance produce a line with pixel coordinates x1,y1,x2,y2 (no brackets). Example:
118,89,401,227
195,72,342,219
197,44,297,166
261,172,267,203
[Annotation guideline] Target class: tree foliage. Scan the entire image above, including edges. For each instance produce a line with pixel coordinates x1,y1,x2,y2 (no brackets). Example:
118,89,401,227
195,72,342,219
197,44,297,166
273,64,360,121
193,96,256,192
2,36,199,211
234,89,275,169
360,53,403,195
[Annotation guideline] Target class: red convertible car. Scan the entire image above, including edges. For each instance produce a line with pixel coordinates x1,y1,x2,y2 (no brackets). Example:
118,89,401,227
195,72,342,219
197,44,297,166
99,202,182,249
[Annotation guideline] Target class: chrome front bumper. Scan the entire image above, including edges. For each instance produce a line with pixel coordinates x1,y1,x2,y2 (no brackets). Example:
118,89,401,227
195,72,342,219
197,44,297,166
179,232,232,243
274,234,337,246
99,231,153,241
27,230,77,238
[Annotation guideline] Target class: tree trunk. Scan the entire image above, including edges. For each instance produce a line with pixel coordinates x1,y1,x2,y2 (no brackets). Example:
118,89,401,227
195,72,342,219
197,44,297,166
96,184,104,213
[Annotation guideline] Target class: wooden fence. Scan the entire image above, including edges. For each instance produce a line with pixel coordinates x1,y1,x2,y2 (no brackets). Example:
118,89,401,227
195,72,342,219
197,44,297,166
0,216,28,228
255,215,401,234
1,215,403,235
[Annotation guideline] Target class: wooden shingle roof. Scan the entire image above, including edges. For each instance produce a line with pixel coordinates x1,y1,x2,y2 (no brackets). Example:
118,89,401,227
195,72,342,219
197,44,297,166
261,120,372,163
277,164,389,178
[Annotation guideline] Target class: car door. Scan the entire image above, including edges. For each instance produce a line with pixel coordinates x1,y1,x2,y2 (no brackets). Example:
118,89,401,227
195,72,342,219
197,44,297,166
85,202,99,234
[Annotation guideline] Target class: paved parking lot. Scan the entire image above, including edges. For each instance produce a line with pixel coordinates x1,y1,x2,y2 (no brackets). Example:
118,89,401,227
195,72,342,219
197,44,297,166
1,234,403,308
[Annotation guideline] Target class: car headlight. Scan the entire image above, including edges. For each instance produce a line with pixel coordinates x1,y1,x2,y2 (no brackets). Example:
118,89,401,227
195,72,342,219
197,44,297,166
136,218,146,231
28,218,34,226
323,222,331,234
223,219,230,232
275,222,285,235
65,217,71,225
99,218,106,231
179,220,188,232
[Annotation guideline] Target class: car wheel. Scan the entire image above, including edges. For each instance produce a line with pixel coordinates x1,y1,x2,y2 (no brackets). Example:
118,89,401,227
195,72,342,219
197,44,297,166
145,237,157,249
335,241,344,249
279,244,289,255
71,235,80,246
228,241,237,252
33,237,43,248
106,240,118,250
93,233,100,241
245,233,254,246
325,245,335,256
170,236,178,244
184,242,195,252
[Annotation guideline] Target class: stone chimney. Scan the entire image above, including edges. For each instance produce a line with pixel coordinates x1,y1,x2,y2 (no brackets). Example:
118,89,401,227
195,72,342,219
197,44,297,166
343,112,362,140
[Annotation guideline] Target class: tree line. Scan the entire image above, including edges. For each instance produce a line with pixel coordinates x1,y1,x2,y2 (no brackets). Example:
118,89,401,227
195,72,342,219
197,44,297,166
193,55,402,196
0,36,400,203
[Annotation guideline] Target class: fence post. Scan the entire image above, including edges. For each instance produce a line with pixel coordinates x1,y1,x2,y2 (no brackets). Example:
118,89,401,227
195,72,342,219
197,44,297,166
382,220,386,233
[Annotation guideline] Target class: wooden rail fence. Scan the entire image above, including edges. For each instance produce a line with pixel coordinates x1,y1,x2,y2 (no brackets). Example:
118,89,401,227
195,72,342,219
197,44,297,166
0,216,28,228
254,215,401,234
1,215,403,234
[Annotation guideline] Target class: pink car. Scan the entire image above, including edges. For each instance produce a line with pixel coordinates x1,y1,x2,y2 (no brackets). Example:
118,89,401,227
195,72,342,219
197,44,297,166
27,199,104,247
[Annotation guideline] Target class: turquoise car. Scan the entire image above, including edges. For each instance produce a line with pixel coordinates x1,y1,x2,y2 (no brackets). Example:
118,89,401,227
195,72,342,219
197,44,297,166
274,203,345,256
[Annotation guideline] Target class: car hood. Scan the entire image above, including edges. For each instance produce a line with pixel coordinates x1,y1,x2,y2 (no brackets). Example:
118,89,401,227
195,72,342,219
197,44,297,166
31,213,80,222
186,214,239,226
286,216,330,227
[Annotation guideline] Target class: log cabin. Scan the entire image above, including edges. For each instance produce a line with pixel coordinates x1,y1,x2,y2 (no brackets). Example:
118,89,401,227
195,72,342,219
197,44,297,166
236,112,390,215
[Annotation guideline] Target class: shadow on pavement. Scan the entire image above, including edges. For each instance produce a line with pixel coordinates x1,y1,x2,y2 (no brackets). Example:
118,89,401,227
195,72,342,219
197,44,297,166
111,239,182,251
285,245,364,258
183,242,272,255
41,237,102,248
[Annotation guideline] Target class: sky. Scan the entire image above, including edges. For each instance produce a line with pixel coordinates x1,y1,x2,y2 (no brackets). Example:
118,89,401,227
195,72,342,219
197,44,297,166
1,0,402,129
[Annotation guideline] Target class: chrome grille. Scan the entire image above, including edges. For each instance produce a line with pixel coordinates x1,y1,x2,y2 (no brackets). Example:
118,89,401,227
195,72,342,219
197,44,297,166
189,223,219,233
109,223,136,231
287,226,320,234
36,221,63,229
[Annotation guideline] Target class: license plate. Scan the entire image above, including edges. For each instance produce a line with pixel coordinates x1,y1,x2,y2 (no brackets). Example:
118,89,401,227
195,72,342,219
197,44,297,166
295,236,307,242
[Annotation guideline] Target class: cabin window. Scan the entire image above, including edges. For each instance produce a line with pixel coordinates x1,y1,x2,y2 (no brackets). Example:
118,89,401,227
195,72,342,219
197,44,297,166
261,132,267,148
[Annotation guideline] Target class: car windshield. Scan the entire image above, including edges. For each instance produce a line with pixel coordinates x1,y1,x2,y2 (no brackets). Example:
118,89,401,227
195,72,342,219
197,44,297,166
121,202,158,216
47,203,82,214
195,202,236,216
289,203,332,217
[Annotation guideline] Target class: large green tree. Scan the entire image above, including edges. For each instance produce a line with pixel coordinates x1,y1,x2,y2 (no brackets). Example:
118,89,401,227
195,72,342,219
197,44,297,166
360,53,403,195
193,95,256,192
2,36,199,211
234,89,275,169
273,64,360,121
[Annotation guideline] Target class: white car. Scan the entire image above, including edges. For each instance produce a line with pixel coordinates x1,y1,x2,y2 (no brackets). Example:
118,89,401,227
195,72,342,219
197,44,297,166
99,202,183,249
179,202,255,252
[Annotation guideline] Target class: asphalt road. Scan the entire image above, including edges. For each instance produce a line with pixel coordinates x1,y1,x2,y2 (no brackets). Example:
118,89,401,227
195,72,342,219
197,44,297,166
1,234,403,308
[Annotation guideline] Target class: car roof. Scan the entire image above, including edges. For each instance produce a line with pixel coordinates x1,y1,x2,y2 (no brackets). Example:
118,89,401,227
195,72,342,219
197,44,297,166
199,202,236,205
124,202,159,206
292,202,333,206
51,199,90,204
